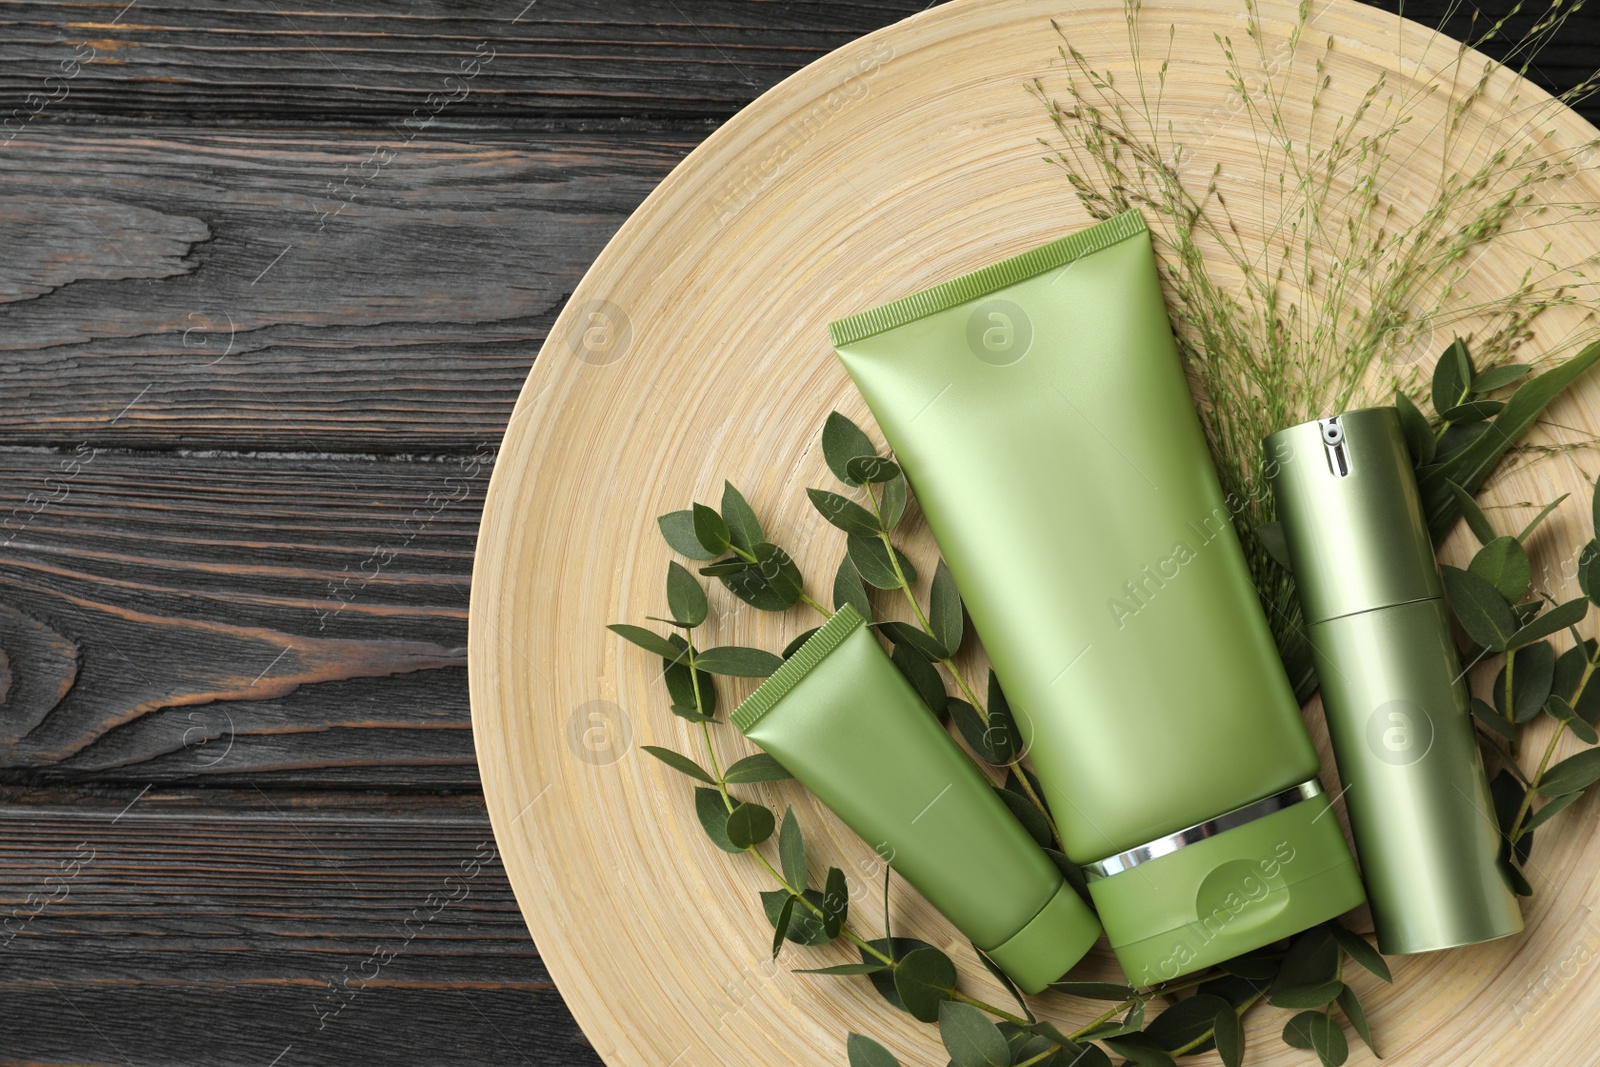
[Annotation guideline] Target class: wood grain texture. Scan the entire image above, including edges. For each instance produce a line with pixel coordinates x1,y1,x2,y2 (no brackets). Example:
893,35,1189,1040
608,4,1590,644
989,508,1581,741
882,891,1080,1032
0,129,681,449
0,1,951,126
470,1,1600,1065
0,449,483,783
0,788,602,1067
2,3,956,1061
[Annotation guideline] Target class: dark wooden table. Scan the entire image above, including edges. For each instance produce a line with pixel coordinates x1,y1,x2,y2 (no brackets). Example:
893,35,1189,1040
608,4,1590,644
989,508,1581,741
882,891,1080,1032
0,3,1594,1065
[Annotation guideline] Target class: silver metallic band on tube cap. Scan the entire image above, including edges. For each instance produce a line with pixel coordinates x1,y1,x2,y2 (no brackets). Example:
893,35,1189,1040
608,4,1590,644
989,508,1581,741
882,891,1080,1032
1081,779,1325,881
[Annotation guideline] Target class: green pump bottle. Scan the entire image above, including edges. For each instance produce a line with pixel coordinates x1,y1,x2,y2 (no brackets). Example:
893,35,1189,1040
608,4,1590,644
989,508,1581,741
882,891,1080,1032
1266,406,1523,953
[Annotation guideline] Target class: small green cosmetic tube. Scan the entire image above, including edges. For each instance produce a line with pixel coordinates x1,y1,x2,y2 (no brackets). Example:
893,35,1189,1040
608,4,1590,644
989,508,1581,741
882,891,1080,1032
828,210,1365,984
732,604,1101,993
1266,406,1523,953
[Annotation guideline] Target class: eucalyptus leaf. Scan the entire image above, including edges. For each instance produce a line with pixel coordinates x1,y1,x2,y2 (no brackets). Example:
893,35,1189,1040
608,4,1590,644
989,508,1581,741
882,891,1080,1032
1523,789,1584,833
1420,338,1600,542
1507,597,1589,649
1471,363,1533,393
668,703,715,723
763,887,834,946
987,671,1024,762
1579,543,1600,604
995,787,1052,848
880,473,908,530
607,623,683,660
1283,1011,1348,1067
771,894,795,959
779,807,807,889
1330,926,1391,982
1502,853,1534,896
823,866,849,939
1281,1011,1318,1050
1539,748,1600,797
823,411,879,487
1213,1002,1244,1067
699,558,749,577
1144,992,1230,1051
721,481,764,552
891,643,948,719
1255,519,1292,569
1102,1034,1176,1067
658,509,719,560
1275,927,1337,989
1336,985,1375,1053
723,753,793,784
1049,980,1136,1000
798,962,888,976
695,646,784,677
725,802,775,848
937,1001,1009,1067
848,533,917,590
949,699,1002,764
808,487,881,537
665,562,707,627
751,542,805,608
847,455,902,485
1495,640,1554,723
1269,981,1345,1009
1393,392,1436,466
892,946,957,1023
641,745,716,785
1432,420,1491,466
1447,480,1496,546
879,620,950,661
692,502,730,556
1432,337,1473,414
1471,696,1516,740
782,627,821,659
1439,399,1505,423
833,555,873,619
1468,536,1530,602
1440,566,1519,651
846,1033,902,1067
859,937,937,1012
695,788,740,853
929,560,965,656
662,634,716,719
1490,770,1532,865
1216,946,1282,982
971,944,1030,1020
1518,494,1569,543
1550,695,1600,743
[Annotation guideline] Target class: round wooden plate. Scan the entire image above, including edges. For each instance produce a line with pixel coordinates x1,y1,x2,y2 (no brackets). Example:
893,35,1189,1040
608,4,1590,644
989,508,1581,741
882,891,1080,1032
468,1,1600,1063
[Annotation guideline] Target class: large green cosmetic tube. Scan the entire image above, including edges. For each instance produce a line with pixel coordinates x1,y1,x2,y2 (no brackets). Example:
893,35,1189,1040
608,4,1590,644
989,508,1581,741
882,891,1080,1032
1265,407,1522,954
828,211,1364,984
732,605,1101,993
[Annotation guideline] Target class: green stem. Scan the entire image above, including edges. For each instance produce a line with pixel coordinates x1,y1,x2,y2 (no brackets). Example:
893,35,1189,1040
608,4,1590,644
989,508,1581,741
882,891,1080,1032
1504,648,1518,759
1509,720,1566,843
686,643,735,815
949,990,1030,1027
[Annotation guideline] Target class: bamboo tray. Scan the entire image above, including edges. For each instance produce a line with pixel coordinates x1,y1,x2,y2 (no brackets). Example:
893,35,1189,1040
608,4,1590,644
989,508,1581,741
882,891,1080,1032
468,1,1600,1063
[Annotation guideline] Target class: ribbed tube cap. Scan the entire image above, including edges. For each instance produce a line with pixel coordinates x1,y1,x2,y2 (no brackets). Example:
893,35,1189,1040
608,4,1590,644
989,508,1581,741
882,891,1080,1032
1264,406,1440,625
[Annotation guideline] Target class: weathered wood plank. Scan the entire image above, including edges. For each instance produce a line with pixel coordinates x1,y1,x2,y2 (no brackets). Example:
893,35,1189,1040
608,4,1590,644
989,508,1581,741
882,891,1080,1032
0,128,686,450
0,788,602,1067
0,449,491,784
0,0,934,127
